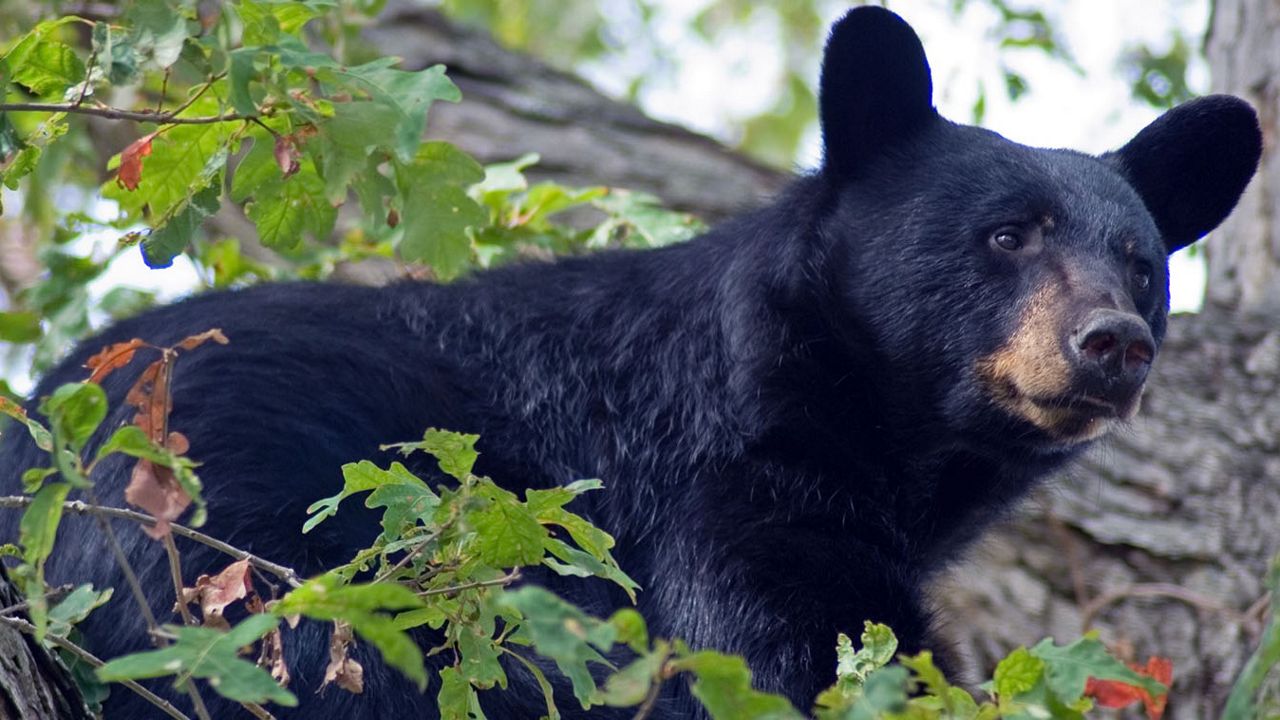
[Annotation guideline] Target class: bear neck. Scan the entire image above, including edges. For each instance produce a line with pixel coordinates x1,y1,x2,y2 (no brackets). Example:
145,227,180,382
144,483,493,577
701,176,1080,562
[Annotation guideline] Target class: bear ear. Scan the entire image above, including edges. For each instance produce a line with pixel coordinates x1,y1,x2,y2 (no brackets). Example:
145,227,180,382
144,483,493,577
819,7,936,179
1107,95,1262,254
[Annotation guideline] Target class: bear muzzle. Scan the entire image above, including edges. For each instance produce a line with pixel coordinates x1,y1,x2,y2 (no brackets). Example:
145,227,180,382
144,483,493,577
975,284,1155,445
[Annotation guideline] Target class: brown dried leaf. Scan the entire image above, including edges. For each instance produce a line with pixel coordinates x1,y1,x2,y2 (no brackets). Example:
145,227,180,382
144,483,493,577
258,626,290,685
165,431,190,454
116,132,156,191
176,328,229,352
85,339,150,384
322,621,364,694
181,559,253,629
124,360,167,441
274,136,300,178
125,460,191,539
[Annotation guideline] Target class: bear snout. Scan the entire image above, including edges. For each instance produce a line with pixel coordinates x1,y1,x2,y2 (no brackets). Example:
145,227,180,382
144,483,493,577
1069,308,1155,412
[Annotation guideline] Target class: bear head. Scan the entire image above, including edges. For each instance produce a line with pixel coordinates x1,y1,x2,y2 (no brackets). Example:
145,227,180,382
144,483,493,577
812,7,1261,457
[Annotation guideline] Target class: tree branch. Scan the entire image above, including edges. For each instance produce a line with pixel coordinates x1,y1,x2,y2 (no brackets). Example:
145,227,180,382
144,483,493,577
0,102,254,126
1080,582,1248,632
0,496,303,589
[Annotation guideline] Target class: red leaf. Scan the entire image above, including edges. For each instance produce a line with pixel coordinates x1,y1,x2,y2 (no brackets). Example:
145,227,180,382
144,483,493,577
116,133,156,191
1084,656,1173,720
1085,677,1144,708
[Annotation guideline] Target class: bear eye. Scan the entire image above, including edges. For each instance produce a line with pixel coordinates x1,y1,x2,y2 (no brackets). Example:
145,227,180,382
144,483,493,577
990,227,1024,252
1132,263,1153,292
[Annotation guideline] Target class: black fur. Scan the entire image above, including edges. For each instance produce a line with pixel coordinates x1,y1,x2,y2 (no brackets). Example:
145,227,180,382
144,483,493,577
0,7,1262,719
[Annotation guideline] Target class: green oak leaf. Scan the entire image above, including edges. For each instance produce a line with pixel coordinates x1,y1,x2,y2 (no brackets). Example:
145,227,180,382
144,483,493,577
245,159,336,251
497,587,617,708
0,311,42,343
39,381,107,454
127,0,189,69
142,183,220,268
467,482,548,567
398,183,485,279
1030,635,1165,704
304,460,424,533
437,666,485,720
96,615,295,706
1,18,85,98
103,99,233,220
993,646,1045,700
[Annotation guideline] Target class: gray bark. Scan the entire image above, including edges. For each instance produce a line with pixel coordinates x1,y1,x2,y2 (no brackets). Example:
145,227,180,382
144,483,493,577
363,2,788,222
1205,0,1279,312
0,571,94,719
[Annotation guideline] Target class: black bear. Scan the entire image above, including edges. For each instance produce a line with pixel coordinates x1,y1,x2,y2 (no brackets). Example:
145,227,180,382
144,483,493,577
0,6,1262,719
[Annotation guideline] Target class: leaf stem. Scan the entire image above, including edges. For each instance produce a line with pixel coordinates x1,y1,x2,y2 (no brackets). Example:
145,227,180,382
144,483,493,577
416,569,520,598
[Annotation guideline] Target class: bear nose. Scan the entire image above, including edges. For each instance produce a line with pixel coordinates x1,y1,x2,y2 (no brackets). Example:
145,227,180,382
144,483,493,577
1071,309,1155,405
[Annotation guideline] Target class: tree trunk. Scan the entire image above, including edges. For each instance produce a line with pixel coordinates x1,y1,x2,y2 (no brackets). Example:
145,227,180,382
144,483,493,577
0,570,94,719
362,2,788,222
1204,0,1279,312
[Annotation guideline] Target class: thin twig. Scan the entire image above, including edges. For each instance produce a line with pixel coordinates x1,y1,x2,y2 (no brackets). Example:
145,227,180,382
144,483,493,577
0,496,303,588
242,702,277,720
1081,582,1246,632
0,614,192,720
181,680,212,720
416,570,521,598
168,72,228,117
1245,593,1272,636
74,49,98,107
85,489,162,640
0,584,74,617
0,101,254,125
164,534,197,626
157,69,171,113
372,531,440,584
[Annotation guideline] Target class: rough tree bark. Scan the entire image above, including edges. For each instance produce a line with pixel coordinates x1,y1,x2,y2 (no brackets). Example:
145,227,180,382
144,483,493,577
0,569,93,719
1204,0,1279,312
